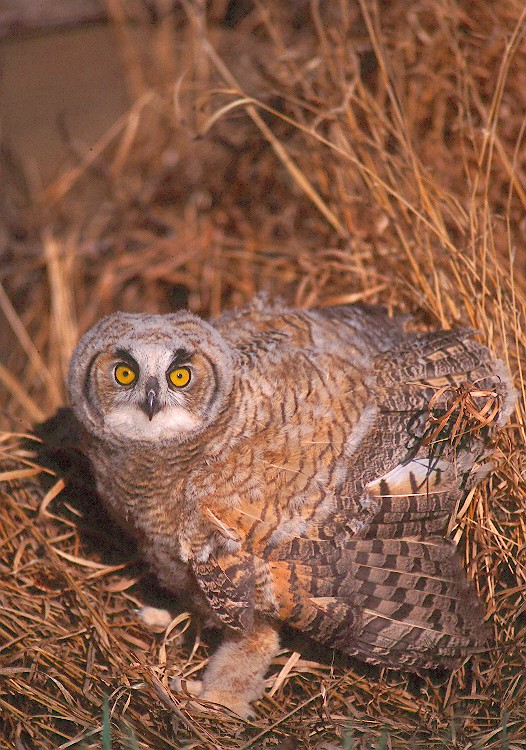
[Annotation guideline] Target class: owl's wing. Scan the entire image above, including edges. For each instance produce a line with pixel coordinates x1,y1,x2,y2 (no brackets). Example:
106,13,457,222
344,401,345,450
215,300,410,359
307,303,411,352
265,329,510,667
192,325,511,667
268,536,489,669
191,536,489,669
192,552,255,631
324,327,515,539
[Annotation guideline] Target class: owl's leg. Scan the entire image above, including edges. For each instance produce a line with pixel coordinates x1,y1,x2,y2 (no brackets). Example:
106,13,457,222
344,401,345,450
176,617,280,719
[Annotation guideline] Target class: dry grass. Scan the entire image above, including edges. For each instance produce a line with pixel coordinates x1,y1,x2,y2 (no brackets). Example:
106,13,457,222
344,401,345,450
1,1,525,748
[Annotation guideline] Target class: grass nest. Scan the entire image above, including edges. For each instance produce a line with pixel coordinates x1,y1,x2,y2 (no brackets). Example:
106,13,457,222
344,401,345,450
1,2,525,748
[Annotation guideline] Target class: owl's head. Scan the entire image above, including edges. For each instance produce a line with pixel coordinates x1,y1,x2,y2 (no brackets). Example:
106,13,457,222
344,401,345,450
68,312,235,444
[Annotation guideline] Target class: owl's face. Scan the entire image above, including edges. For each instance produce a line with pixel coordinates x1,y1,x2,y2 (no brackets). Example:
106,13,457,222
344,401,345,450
68,312,234,444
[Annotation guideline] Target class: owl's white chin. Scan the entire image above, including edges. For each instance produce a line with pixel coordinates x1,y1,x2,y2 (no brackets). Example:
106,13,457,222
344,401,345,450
104,405,201,442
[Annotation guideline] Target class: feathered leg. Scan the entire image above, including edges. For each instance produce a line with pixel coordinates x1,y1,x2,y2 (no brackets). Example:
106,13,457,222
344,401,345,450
175,617,280,719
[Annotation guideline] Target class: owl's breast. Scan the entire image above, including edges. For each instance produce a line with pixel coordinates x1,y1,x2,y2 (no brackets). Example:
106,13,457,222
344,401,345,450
187,355,375,556
84,434,201,556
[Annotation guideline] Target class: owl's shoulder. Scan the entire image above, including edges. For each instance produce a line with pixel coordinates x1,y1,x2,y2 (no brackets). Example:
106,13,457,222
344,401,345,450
212,297,408,362
212,295,304,360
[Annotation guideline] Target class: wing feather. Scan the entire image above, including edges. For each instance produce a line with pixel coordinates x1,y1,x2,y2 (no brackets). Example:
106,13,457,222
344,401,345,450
269,536,488,669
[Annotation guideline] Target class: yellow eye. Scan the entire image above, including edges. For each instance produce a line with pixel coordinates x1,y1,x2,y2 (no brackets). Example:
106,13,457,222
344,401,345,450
114,364,137,386
168,367,191,388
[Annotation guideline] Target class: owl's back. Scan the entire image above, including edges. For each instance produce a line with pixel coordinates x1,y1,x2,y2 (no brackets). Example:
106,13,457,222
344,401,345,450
215,297,409,357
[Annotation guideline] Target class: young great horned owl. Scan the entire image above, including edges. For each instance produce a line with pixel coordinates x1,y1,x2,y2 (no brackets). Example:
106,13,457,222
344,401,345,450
68,297,515,717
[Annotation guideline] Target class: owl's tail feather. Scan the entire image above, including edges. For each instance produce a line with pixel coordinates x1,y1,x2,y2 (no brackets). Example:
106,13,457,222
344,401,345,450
340,536,489,669
271,536,489,670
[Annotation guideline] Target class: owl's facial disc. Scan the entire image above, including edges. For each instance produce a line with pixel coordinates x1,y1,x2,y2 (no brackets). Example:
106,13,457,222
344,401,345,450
69,311,235,445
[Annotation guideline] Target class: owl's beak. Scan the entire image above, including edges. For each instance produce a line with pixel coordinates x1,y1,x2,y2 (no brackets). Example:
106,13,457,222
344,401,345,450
142,377,161,421
146,390,158,421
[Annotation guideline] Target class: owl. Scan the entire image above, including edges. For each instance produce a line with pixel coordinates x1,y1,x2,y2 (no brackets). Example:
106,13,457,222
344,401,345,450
67,296,516,718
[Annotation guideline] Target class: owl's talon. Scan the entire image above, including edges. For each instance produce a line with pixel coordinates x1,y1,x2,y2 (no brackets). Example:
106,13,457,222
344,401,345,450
135,605,173,632
200,689,256,720
172,677,254,718
170,675,203,697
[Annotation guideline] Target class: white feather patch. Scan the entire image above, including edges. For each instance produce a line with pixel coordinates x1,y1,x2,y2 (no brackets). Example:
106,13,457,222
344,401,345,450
105,405,200,441
367,457,451,498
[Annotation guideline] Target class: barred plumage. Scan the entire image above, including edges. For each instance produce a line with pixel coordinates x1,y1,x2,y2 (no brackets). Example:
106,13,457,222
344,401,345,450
67,296,516,717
